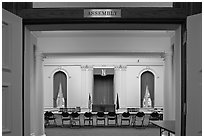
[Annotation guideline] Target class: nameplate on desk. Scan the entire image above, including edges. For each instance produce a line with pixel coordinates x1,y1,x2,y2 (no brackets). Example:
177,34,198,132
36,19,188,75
84,9,121,18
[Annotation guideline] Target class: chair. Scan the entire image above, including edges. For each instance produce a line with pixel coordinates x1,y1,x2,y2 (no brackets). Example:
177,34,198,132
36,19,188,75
96,112,105,126
71,112,81,127
121,112,131,126
84,112,93,126
133,111,145,127
61,111,71,126
148,111,160,125
44,111,57,127
107,112,117,126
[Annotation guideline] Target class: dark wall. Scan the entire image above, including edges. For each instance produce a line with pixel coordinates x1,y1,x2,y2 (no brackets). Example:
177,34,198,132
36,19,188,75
173,2,202,15
2,2,33,16
2,2,201,18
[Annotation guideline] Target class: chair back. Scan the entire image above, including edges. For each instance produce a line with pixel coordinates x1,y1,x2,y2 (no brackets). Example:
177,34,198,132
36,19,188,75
71,112,80,118
108,112,116,117
149,111,160,120
150,111,159,118
44,111,55,120
122,112,130,117
62,112,69,117
136,112,145,117
45,111,54,117
97,112,105,117
84,112,92,118
44,111,49,116
44,111,49,119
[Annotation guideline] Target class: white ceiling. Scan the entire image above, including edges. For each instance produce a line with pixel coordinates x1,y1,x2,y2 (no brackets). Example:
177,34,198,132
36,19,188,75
32,30,175,38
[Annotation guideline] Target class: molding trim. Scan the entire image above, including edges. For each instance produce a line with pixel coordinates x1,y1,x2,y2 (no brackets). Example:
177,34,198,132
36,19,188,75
48,66,71,79
81,65,93,71
137,66,159,78
114,65,127,71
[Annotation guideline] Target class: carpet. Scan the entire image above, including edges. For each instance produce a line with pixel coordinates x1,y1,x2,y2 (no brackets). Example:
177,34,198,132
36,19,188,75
45,126,160,136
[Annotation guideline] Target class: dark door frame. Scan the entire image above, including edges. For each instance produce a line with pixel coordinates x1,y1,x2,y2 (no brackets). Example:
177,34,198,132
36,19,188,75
20,7,187,135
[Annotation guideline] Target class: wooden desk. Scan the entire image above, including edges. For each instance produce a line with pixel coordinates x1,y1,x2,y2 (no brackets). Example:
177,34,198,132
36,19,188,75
151,120,175,136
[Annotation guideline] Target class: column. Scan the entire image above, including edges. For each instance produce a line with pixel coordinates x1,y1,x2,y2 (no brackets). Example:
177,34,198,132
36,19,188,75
81,65,86,108
121,65,127,108
30,49,36,135
87,65,93,105
81,65,93,109
35,51,44,135
86,65,93,110
163,52,175,120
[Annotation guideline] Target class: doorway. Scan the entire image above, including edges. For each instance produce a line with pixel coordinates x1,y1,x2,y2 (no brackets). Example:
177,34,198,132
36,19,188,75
25,28,181,135
93,75,114,105
24,14,183,136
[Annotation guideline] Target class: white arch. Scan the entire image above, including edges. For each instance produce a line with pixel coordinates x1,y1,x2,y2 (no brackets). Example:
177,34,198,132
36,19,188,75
49,66,70,108
137,66,159,79
138,67,158,108
48,66,71,79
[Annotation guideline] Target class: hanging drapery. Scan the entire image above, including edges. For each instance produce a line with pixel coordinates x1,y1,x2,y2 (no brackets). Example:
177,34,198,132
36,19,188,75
143,85,152,108
53,71,67,108
93,75,114,105
141,71,154,108
56,83,65,108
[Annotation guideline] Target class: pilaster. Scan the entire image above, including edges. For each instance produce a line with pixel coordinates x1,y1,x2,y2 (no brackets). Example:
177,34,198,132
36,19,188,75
163,51,175,120
81,65,93,108
34,51,44,135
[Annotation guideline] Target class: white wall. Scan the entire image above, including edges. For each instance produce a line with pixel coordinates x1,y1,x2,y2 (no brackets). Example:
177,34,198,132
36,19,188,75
37,31,170,110
43,56,164,109
126,66,164,108
37,31,171,53
43,65,81,108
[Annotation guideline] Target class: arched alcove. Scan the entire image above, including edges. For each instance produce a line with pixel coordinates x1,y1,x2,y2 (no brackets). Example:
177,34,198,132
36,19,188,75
53,71,67,108
141,71,154,108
